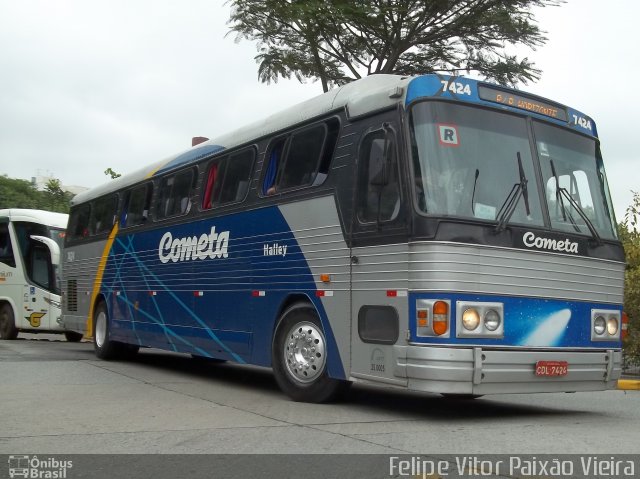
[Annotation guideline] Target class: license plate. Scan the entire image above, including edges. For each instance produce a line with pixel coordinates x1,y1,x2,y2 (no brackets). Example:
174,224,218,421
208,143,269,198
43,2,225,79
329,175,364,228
535,360,568,377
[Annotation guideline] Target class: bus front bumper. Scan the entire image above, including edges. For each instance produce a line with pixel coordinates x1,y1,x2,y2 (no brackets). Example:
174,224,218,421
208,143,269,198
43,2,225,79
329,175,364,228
393,345,621,395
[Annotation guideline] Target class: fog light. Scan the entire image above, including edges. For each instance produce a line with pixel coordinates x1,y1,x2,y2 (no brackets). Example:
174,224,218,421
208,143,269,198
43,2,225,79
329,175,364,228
484,309,501,331
462,308,480,331
594,316,606,335
607,317,619,336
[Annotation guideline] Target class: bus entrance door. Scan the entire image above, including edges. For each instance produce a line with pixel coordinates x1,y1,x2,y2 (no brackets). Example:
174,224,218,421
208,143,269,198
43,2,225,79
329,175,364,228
22,284,52,331
349,120,409,386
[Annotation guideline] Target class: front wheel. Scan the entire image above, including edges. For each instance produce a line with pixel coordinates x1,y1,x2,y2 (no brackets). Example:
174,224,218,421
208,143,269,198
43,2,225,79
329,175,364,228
0,304,18,340
272,304,348,403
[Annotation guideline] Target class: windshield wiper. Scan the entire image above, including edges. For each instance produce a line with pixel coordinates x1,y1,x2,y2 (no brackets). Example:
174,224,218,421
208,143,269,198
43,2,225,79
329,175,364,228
495,152,531,232
549,159,578,232
549,159,603,245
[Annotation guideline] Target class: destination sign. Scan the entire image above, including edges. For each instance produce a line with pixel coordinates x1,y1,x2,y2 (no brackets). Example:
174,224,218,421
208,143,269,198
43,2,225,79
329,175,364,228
478,85,568,121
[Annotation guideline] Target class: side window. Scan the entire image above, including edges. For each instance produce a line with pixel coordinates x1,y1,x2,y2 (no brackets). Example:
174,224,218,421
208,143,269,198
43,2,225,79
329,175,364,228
124,183,153,228
68,204,91,241
29,243,51,291
202,158,223,209
91,195,118,235
261,119,338,196
358,129,400,223
279,125,326,191
0,223,15,267
202,149,254,209
156,169,194,219
262,138,287,196
219,149,254,204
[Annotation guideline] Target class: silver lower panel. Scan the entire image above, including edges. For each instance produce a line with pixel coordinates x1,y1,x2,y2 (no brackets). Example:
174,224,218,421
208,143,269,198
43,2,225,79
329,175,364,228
393,345,621,395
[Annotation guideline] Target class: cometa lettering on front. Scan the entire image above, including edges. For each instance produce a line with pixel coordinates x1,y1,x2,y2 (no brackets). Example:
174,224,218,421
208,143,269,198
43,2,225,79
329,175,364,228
158,227,229,263
523,231,579,254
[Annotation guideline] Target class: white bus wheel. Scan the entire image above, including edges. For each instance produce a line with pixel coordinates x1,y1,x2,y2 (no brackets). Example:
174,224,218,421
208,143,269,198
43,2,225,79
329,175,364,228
0,304,18,340
64,331,83,342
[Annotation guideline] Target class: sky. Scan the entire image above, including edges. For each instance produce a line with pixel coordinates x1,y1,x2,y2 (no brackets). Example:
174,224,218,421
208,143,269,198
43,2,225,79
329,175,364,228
0,0,638,220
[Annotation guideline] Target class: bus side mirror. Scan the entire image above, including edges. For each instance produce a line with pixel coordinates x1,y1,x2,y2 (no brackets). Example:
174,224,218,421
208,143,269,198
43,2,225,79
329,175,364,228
30,235,60,266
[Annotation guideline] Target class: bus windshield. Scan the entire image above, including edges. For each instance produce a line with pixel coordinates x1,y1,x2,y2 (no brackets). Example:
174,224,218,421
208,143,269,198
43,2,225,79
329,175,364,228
410,101,617,240
535,121,617,240
410,101,544,227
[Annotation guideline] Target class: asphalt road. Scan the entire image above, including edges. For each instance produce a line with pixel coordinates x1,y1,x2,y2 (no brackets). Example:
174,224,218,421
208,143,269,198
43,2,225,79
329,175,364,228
1,333,639,456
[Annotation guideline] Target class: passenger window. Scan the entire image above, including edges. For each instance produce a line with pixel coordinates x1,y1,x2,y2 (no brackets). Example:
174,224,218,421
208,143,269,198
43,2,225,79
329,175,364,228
91,195,118,235
156,169,194,219
202,149,254,209
262,138,287,196
124,183,152,227
0,223,15,267
358,130,400,223
261,120,338,196
279,125,326,190
68,204,91,240
219,150,254,204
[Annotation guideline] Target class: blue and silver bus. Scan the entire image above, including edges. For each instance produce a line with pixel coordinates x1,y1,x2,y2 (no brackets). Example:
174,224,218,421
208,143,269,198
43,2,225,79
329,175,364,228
62,74,624,401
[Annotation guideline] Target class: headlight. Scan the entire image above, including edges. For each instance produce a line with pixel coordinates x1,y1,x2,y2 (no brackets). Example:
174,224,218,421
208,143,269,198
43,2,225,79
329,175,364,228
607,317,619,335
593,315,606,335
462,308,480,331
484,309,501,331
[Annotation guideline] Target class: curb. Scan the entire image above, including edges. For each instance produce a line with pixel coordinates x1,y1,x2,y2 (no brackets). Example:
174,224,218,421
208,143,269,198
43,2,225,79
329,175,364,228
618,379,640,390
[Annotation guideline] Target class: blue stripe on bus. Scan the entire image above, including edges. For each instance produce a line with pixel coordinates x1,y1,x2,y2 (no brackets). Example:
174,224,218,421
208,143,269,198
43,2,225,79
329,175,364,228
154,144,225,175
99,205,346,379
409,292,621,348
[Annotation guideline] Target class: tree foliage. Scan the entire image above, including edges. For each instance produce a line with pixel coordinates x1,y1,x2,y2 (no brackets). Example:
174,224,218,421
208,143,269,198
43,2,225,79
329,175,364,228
104,168,121,179
0,175,73,213
621,191,640,365
228,0,563,92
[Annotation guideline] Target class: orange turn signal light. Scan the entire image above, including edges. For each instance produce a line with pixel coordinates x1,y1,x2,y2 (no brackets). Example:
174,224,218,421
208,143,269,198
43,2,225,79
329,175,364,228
432,301,449,336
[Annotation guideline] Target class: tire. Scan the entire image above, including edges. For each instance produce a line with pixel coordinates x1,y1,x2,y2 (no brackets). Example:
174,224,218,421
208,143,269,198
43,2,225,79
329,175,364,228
64,331,83,342
272,303,348,403
0,303,18,340
93,302,138,359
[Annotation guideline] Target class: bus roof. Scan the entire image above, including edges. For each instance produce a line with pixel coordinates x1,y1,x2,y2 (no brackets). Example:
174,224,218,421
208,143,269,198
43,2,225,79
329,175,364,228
72,73,595,206
0,209,68,229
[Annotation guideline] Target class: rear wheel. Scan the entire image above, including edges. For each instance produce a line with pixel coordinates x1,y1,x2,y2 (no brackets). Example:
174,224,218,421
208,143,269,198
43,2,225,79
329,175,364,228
272,304,348,402
93,302,138,359
64,331,83,342
0,304,18,340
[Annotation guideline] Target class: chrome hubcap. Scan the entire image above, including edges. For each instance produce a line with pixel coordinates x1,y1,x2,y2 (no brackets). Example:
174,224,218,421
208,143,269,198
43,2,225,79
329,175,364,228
283,321,326,384
95,311,107,348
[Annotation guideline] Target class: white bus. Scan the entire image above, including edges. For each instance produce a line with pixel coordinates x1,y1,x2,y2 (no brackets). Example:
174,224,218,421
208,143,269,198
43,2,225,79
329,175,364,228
0,209,82,341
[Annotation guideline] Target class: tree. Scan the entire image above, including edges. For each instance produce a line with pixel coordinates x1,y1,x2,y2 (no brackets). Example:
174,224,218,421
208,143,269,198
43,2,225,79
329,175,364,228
44,178,67,211
0,175,72,213
104,168,121,179
621,191,640,365
228,0,563,92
